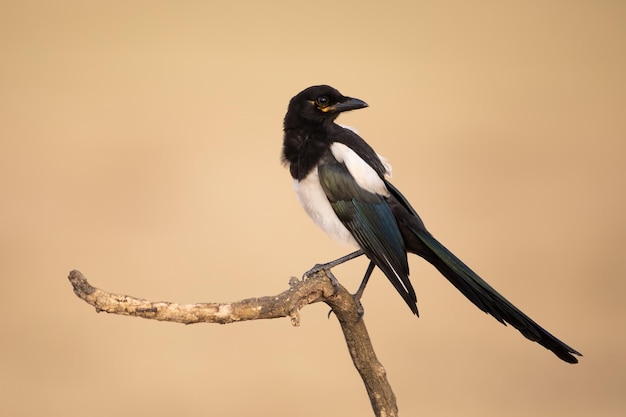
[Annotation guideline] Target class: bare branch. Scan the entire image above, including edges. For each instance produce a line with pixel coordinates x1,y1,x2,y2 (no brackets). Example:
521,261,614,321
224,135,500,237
68,269,398,417
68,269,334,326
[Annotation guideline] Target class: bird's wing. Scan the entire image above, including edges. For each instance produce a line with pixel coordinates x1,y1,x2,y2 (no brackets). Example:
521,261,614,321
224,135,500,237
318,158,418,315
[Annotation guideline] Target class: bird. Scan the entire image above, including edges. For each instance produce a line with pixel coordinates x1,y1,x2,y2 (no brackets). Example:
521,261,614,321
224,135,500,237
281,84,582,364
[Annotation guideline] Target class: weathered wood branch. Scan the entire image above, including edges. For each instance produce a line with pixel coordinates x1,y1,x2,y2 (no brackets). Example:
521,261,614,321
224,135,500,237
67,269,398,417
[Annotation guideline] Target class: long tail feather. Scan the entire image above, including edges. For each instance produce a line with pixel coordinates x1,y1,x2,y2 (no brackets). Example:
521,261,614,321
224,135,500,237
385,181,581,363
415,227,581,363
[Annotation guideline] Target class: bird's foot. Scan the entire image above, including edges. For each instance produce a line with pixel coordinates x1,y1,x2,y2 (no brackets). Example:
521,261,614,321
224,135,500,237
324,269,341,296
327,292,365,321
351,290,366,321
303,263,327,280
303,264,340,296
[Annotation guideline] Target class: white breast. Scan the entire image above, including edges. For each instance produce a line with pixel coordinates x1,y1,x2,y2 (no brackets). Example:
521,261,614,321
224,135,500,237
293,169,358,247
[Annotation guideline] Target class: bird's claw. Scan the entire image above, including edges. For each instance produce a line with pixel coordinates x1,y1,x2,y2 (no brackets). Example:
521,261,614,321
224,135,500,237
303,263,326,280
328,292,365,321
352,292,366,321
325,269,341,296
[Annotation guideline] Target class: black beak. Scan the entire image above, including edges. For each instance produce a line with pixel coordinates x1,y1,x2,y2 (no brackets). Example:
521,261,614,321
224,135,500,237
330,97,368,113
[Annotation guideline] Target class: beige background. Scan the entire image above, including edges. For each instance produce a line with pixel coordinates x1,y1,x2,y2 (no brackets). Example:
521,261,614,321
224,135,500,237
1,1,624,416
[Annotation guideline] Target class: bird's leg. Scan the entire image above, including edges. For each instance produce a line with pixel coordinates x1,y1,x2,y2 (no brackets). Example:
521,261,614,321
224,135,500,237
353,260,376,303
303,249,365,278
351,261,376,318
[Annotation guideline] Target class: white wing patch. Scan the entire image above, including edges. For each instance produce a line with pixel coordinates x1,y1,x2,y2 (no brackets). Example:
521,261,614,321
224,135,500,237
338,126,392,179
377,154,392,178
330,142,390,197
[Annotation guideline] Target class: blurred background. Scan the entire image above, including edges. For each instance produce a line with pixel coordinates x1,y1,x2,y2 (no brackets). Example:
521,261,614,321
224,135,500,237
1,1,624,416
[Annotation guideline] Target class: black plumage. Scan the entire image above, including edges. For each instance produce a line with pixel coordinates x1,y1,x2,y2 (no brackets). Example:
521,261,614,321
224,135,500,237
281,85,582,364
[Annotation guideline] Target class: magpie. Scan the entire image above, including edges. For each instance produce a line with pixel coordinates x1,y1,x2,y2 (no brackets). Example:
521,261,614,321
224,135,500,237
281,85,582,364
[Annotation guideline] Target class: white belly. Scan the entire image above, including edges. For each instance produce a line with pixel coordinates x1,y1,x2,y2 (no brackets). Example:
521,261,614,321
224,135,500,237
293,169,359,247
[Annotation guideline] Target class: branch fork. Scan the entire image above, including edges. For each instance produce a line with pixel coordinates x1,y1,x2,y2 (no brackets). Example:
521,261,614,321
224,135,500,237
68,268,398,417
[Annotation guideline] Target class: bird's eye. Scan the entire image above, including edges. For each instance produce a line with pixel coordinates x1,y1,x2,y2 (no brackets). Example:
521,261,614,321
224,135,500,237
316,96,330,107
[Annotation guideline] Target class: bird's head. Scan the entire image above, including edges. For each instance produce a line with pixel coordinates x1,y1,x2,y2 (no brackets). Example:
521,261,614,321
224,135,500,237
284,85,368,129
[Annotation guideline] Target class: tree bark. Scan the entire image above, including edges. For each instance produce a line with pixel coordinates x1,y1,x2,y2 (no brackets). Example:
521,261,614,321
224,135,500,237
68,269,398,417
